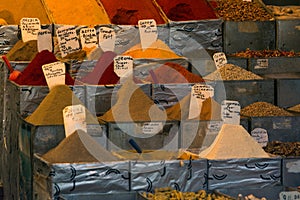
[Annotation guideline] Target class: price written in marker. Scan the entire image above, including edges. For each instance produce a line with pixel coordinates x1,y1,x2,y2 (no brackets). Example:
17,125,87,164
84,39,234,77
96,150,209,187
79,28,98,49
251,128,268,147
56,26,81,58
114,56,133,78
138,19,158,50
142,122,163,134
20,18,41,42
63,105,87,137
280,191,300,200
37,29,52,52
188,84,214,119
255,59,269,69
221,100,240,125
99,27,116,52
42,62,66,90
213,52,227,69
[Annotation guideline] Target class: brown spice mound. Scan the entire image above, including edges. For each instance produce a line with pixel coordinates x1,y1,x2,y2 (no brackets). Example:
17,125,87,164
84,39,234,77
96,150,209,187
199,124,270,159
43,130,117,163
287,104,300,113
98,78,167,122
144,62,204,83
26,85,98,125
204,64,263,80
240,102,293,117
166,95,221,121
6,40,38,61
264,141,300,157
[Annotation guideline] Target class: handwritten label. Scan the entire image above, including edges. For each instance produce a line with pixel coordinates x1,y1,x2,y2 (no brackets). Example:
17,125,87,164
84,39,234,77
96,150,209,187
208,121,223,133
251,128,268,147
188,84,214,119
37,29,52,52
138,19,158,50
142,122,163,134
20,18,41,42
221,100,240,125
99,27,116,52
243,0,252,2
56,26,80,58
79,28,97,49
114,56,133,78
254,59,269,69
63,105,87,137
42,62,65,89
280,191,300,200
213,52,227,69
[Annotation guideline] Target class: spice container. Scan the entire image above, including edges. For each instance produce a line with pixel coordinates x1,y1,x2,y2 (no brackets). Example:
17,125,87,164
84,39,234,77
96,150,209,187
210,0,275,54
282,157,300,188
33,154,130,200
59,192,145,200
0,25,20,55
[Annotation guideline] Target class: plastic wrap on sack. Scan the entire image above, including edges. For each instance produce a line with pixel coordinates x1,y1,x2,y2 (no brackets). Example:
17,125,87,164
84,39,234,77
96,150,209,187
0,25,19,55
59,192,146,200
33,154,130,200
130,159,209,192
282,157,300,188
208,157,282,190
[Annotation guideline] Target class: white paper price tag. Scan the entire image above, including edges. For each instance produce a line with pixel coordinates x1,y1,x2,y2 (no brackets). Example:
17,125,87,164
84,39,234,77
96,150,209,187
243,0,252,2
56,26,81,58
42,62,65,90
213,52,227,69
221,100,240,125
63,105,87,137
280,191,300,200
251,128,268,147
37,29,52,52
142,122,163,134
79,28,97,49
138,19,158,50
254,59,269,69
20,18,41,42
114,56,133,78
188,84,213,119
99,27,116,52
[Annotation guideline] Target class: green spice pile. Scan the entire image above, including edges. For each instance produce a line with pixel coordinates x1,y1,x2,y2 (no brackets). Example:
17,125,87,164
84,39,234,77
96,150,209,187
214,0,274,21
203,64,263,80
231,48,299,58
264,141,300,157
6,40,38,61
240,102,293,117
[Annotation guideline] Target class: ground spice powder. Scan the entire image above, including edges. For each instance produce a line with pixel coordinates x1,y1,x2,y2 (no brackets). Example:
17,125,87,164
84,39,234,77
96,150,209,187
0,0,50,24
99,0,166,25
123,39,181,59
203,63,263,80
155,0,218,21
98,79,167,122
199,124,270,159
287,104,300,113
43,0,110,25
26,85,98,125
6,40,38,61
43,130,117,163
14,50,74,86
240,101,293,117
166,95,221,121
144,62,204,83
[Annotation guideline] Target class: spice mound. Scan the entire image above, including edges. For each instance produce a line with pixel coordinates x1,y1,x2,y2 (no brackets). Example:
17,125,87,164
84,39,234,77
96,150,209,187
25,85,98,125
6,40,38,61
122,39,181,59
287,104,300,113
42,130,117,163
231,48,299,58
267,5,300,19
13,50,74,86
240,101,293,117
98,79,167,122
203,63,263,80
144,62,204,83
166,95,221,121
199,124,270,159
264,141,300,157
213,0,273,21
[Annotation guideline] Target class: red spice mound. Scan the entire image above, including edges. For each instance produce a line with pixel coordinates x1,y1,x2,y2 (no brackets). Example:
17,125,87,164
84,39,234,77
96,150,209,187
156,0,218,21
144,62,204,83
13,50,74,86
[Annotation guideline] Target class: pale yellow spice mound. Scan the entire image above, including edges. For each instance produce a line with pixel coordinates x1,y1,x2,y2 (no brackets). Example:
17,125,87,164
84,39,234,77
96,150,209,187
240,101,293,117
199,124,270,159
204,63,263,80
122,39,181,59
287,104,300,113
